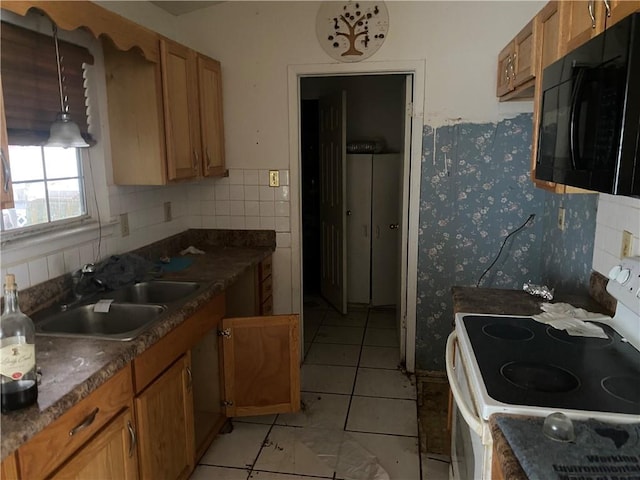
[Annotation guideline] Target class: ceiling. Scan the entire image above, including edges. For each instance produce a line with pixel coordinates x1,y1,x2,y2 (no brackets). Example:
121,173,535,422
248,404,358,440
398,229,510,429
150,1,222,16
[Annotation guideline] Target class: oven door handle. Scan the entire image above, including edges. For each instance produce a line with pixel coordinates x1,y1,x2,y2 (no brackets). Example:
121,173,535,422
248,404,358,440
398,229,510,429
445,332,484,437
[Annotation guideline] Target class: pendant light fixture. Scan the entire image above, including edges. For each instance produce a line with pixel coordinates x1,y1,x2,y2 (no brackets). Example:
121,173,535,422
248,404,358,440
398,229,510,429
45,23,89,148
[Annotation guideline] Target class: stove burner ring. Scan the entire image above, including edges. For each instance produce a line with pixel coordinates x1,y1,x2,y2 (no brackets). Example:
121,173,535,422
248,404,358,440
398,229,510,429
602,376,640,405
545,324,612,348
482,323,534,341
501,362,580,393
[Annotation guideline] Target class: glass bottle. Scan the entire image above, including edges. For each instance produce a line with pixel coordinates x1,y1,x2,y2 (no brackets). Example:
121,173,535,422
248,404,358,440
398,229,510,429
1,274,38,413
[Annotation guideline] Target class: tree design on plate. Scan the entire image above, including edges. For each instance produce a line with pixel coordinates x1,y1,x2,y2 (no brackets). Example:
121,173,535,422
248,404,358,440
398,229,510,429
316,1,389,62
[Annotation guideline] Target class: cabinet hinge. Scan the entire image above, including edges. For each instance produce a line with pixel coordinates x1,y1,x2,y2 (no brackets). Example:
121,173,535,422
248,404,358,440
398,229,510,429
217,328,231,338
221,400,234,407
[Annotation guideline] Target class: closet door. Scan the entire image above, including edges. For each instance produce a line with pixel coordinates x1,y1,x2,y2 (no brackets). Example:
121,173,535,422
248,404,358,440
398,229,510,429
371,154,401,306
346,154,372,304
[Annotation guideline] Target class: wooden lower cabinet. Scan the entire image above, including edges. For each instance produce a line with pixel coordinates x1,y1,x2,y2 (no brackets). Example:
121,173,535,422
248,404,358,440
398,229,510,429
134,354,194,480
0,453,19,480
6,291,299,480
52,409,138,480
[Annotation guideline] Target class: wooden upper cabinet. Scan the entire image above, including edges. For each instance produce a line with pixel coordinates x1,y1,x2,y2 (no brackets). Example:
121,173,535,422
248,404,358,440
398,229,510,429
496,19,536,100
160,38,201,182
606,0,640,27
563,1,640,53
0,78,14,209
52,409,138,480
220,314,300,418
531,1,564,191
103,40,168,185
197,55,226,178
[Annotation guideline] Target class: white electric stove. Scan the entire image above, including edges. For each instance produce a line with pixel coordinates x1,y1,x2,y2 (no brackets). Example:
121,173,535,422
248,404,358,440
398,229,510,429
446,256,640,479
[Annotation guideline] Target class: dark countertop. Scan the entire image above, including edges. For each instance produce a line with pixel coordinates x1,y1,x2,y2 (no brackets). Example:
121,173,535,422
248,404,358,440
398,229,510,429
0,245,273,461
451,282,616,480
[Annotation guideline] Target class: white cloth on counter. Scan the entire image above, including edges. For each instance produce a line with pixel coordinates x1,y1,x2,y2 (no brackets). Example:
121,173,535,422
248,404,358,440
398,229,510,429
179,246,205,255
532,302,611,338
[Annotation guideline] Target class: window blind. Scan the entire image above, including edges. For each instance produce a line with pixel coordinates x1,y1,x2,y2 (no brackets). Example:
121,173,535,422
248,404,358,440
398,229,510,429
1,21,94,146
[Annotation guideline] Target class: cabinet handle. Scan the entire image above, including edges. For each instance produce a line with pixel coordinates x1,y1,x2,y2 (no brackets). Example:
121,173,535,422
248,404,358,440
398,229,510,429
603,0,611,17
389,224,399,230
186,366,193,390
588,1,596,28
127,421,137,458
206,148,212,169
510,53,516,80
69,407,99,436
1,147,10,193
193,150,199,171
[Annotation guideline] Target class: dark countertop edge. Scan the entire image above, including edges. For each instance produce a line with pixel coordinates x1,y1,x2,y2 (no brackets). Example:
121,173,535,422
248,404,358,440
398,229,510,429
0,246,273,461
489,414,528,480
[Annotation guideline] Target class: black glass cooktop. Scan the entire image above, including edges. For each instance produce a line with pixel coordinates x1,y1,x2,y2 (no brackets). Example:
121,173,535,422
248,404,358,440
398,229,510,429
462,315,640,414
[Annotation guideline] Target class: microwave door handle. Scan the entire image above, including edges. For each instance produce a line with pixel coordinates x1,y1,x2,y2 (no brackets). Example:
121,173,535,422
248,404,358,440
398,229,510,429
569,69,586,170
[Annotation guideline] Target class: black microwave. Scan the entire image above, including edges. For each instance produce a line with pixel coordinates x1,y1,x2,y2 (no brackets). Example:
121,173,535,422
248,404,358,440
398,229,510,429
536,13,640,197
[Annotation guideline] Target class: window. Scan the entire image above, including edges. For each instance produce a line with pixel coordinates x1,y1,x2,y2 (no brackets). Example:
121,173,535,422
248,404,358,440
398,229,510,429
1,19,94,235
1,146,86,232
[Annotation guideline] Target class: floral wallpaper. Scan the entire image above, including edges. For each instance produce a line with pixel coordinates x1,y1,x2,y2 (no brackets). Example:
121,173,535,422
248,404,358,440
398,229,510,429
415,113,599,371
539,192,599,293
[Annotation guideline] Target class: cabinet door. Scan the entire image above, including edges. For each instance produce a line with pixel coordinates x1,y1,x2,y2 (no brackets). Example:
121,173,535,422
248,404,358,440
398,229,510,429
160,39,200,182
496,43,514,96
531,1,564,191
52,409,138,480
605,0,640,28
220,314,300,417
135,354,195,480
197,55,226,177
512,18,536,88
0,78,14,209
0,453,19,480
191,330,225,462
563,0,606,53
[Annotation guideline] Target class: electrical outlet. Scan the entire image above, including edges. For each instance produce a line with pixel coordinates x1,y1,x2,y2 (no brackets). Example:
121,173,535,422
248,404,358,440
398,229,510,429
557,207,566,231
164,201,172,222
269,170,280,187
621,230,633,258
120,213,129,237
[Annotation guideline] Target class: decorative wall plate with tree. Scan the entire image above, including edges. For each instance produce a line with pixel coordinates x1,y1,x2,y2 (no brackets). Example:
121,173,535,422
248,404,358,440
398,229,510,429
316,1,389,63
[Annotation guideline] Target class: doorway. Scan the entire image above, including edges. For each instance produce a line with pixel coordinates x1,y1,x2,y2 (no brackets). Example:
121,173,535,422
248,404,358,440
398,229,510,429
301,75,406,311
288,61,425,373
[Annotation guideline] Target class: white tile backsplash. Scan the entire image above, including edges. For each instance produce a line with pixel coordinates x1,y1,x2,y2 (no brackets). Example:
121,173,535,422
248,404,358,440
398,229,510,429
593,194,640,275
2,168,290,296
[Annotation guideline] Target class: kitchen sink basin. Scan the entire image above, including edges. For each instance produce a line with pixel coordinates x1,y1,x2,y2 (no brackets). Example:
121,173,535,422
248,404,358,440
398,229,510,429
101,281,201,304
36,303,167,341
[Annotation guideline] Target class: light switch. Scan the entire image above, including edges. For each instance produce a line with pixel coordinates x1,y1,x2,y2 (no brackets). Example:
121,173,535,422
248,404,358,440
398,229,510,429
269,170,280,187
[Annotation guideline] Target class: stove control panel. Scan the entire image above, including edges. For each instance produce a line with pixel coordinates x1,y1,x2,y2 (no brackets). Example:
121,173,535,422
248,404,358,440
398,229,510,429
607,256,640,316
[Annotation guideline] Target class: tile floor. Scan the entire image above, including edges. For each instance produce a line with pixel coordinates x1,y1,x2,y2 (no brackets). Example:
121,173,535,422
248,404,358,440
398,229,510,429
191,298,450,480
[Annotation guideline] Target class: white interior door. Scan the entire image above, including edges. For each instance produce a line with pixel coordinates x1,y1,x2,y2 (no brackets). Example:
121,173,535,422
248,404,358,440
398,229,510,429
319,91,347,314
371,153,401,306
346,154,372,304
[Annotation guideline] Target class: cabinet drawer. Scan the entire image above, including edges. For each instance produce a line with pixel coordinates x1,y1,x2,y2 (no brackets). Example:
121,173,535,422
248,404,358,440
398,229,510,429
18,365,133,480
259,256,272,282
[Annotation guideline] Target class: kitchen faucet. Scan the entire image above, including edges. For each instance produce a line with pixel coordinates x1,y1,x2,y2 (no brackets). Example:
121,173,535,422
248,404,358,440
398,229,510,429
60,263,104,311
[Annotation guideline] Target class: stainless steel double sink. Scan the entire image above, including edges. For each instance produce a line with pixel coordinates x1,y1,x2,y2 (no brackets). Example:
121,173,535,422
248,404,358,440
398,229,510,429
34,281,202,341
